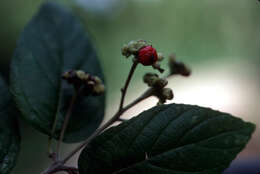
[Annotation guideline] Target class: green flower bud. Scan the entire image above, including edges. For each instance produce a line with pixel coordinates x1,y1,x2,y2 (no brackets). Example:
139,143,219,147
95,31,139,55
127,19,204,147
121,40,149,58
128,40,148,54
121,44,131,57
157,52,164,61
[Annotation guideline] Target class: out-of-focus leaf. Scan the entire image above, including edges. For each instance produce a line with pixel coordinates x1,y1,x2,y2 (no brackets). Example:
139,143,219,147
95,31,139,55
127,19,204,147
0,77,20,174
10,2,105,143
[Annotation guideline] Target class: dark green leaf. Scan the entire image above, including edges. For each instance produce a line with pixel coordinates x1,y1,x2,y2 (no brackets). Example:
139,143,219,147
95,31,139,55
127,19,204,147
78,104,255,174
0,77,20,174
10,2,105,143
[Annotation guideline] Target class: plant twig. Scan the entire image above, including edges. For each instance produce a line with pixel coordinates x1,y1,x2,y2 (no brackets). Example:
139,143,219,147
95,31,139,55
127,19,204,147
41,88,153,174
118,61,138,111
47,137,54,157
62,80,153,165
42,62,156,174
56,90,78,158
48,101,61,157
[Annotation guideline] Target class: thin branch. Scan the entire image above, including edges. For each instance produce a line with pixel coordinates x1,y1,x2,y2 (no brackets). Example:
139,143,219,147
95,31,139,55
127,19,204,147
48,107,60,157
122,88,153,112
62,87,153,164
56,90,78,158
47,137,54,157
41,61,158,174
118,61,138,111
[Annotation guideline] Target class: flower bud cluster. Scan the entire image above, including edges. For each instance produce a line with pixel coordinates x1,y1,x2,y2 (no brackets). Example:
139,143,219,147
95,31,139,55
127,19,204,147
121,40,149,58
168,53,191,77
143,73,173,105
62,70,105,96
121,40,165,73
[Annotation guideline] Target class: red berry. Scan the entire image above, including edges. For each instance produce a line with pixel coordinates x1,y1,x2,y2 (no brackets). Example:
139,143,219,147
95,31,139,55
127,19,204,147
137,46,158,66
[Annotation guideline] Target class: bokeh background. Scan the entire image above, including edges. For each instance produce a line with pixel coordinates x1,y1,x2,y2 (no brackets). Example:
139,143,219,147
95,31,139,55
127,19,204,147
0,0,259,173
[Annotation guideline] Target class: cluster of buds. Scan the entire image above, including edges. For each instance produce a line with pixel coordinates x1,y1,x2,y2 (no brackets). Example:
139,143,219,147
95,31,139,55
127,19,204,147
121,40,191,106
121,40,164,73
168,53,191,77
62,70,105,96
143,73,173,105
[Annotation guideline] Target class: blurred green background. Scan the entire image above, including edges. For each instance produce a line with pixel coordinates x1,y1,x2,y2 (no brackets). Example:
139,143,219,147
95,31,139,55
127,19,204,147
0,0,259,173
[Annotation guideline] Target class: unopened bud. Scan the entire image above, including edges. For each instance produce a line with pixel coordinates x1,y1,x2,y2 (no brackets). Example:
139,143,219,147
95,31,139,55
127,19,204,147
143,73,168,89
137,46,158,66
157,52,164,61
87,81,95,86
168,53,191,77
143,73,158,83
121,40,149,58
63,70,105,96
153,78,168,89
169,61,191,77
75,70,85,78
152,62,164,73
93,84,105,95
128,40,148,54
121,45,131,57
162,88,174,100
62,70,81,89
169,53,176,63
62,70,73,79
94,76,102,84
127,40,138,52
76,70,89,81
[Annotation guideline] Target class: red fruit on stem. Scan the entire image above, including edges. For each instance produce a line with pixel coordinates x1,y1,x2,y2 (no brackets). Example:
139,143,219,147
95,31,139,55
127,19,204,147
137,46,158,66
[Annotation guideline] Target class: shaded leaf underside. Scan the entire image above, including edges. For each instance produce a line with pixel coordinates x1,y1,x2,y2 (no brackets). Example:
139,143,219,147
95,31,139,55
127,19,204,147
10,2,105,143
79,104,255,174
